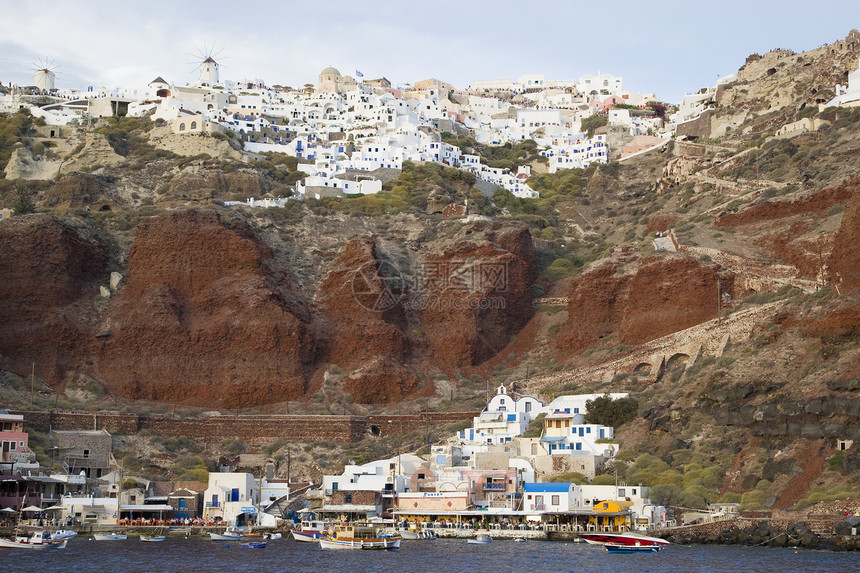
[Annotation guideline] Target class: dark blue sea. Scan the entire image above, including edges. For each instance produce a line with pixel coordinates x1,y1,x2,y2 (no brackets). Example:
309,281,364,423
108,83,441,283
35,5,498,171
5,536,860,572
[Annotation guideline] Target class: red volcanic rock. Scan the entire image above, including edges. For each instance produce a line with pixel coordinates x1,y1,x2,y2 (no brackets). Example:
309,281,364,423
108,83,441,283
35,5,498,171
828,184,860,292
315,237,420,404
94,209,315,408
715,184,852,227
557,255,732,354
417,227,537,368
0,214,106,383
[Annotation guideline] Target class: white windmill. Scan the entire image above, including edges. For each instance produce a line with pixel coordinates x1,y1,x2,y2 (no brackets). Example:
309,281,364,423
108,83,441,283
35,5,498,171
191,43,224,87
33,57,58,92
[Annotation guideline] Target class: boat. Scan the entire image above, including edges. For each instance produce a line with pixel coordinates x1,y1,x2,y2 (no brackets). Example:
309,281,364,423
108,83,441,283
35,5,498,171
239,541,267,549
291,519,329,542
51,529,78,540
513,535,527,542
93,532,128,541
467,532,493,544
605,542,663,553
399,528,437,540
209,527,244,541
263,532,282,540
0,530,67,550
318,524,400,550
578,532,669,547
140,535,166,542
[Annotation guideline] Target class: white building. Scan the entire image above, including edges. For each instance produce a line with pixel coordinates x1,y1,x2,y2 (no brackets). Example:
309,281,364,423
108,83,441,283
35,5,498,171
203,472,259,525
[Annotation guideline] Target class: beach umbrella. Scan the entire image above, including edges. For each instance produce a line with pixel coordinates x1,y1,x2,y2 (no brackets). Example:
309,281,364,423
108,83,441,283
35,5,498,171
0,508,17,513
42,505,64,511
22,505,43,512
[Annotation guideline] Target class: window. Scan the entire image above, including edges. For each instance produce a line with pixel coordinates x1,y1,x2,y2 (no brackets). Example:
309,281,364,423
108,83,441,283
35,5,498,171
552,495,560,506
345,494,353,503
618,488,625,497
178,500,186,509
190,121,197,130
525,402,532,413
83,449,90,458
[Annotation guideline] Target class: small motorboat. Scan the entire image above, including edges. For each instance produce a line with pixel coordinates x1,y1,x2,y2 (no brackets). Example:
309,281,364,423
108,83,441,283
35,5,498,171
513,535,527,542
291,519,329,542
578,532,669,547
605,542,663,553
467,532,493,544
140,535,166,542
318,524,400,550
51,529,78,540
239,541,266,549
93,532,128,541
263,532,282,540
209,527,244,541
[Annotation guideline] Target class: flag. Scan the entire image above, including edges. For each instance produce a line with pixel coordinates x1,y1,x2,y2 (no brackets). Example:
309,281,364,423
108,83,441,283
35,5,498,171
355,70,364,78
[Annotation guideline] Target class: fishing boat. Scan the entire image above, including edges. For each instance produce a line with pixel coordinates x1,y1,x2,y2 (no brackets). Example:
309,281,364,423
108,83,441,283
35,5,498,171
140,535,166,542
318,524,400,550
0,530,67,550
578,532,669,547
291,519,329,542
399,528,437,540
467,531,493,544
605,542,663,553
93,532,128,541
239,541,266,548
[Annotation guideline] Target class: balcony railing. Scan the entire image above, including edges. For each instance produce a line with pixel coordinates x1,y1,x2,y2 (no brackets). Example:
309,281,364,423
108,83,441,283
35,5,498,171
483,482,506,491
205,501,220,508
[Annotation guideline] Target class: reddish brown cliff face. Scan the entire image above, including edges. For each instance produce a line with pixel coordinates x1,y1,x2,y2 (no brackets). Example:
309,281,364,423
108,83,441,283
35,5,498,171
93,210,315,408
557,255,731,355
0,214,106,383
828,185,860,292
416,227,537,368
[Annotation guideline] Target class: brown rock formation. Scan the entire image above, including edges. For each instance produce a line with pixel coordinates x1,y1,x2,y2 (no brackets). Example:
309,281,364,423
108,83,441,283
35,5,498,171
828,184,860,292
93,209,315,408
417,227,537,367
557,255,732,354
315,237,419,403
0,214,106,383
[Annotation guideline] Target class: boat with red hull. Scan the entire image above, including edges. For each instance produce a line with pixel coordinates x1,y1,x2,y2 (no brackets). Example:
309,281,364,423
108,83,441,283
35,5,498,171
578,532,669,546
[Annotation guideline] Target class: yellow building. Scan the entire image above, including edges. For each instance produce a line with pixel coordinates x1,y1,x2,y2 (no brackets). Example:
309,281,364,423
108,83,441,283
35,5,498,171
587,500,634,532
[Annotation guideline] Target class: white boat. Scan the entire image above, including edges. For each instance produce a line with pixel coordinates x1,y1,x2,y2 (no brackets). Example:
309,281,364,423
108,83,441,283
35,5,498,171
93,532,128,541
0,530,67,550
209,527,244,541
140,535,166,542
399,528,437,540
263,532,282,540
51,529,78,540
467,532,493,544
291,519,329,542
318,524,400,550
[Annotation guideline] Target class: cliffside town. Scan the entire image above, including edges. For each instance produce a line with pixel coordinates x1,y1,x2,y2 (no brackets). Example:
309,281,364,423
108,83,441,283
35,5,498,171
1,31,860,539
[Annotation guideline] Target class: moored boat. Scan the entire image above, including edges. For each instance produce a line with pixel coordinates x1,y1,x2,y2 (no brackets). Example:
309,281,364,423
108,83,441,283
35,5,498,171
605,542,663,553
578,532,669,547
318,524,400,550
240,541,266,548
467,532,493,544
140,535,166,542
209,527,244,541
93,532,128,541
51,529,77,540
0,530,67,550
291,519,329,542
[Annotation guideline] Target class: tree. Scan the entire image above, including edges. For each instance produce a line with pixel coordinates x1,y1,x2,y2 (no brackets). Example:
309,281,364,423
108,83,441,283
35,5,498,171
584,394,639,427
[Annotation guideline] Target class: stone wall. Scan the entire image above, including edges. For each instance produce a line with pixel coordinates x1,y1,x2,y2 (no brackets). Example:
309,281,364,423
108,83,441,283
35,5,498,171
15,410,477,446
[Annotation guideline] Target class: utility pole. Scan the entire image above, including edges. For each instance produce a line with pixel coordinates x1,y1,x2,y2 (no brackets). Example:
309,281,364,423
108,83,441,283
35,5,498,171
29,362,35,406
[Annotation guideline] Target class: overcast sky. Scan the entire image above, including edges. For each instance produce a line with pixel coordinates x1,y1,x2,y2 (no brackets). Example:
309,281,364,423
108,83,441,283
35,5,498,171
1,1,859,103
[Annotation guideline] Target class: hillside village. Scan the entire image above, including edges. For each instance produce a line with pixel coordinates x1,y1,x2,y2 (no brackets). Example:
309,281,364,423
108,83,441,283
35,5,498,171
2,387,668,533
2,30,860,548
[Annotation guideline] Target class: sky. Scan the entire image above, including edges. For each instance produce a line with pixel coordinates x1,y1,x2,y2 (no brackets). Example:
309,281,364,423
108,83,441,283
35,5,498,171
1,1,860,104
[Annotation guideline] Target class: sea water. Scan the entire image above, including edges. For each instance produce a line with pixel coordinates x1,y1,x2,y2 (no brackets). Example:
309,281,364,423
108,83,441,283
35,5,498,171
6,536,860,572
